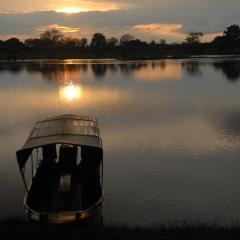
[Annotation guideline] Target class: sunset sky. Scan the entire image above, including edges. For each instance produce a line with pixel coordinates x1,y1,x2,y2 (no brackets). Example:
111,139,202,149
0,0,239,43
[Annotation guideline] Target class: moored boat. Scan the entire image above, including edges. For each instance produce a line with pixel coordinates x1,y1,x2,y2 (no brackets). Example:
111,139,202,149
16,114,103,224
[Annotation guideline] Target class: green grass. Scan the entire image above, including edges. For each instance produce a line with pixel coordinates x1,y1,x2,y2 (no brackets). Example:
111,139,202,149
1,219,240,240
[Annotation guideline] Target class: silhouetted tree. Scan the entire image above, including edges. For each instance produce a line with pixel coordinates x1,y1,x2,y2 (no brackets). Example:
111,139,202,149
213,36,224,43
159,39,166,45
120,34,135,46
224,24,240,41
4,38,23,48
185,32,204,44
40,29,63,47
79,38,88,48
25,38,41,48
128,39,148,47
149,40,156,46
1,24,240,59
90,33,106,48
40,29,63,42
0,40,4,49
61,36,80,48
212,24,240,49
3,38,24,58
107,37,118,48
212,35,228,49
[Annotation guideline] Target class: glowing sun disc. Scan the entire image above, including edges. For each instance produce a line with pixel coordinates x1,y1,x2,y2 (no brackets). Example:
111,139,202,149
56,8,82,13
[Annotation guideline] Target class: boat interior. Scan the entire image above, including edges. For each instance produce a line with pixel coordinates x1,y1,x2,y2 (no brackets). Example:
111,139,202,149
26,144,102,212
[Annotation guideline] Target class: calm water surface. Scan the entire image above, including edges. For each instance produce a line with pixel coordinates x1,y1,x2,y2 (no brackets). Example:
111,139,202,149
1,58,240,225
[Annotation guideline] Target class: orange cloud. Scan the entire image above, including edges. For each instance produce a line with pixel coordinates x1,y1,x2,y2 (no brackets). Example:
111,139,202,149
54,1,128,13
55,0,128,12
133,23,184,41
37,24,81,34
0,0,128,13
133,23,223,43
202,32,223,42
0,33,32,40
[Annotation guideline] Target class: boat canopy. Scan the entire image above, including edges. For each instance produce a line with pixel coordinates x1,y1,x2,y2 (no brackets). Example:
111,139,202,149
16,114,102,171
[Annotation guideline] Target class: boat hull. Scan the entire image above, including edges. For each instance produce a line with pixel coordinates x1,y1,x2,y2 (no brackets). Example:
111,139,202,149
25,198,103,225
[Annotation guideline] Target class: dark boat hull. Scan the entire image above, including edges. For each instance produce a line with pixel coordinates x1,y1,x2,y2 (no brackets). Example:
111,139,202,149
25,197,103,225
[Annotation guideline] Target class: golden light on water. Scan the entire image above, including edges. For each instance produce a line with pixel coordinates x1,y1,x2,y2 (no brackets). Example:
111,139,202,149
133,62,182,81
55,8,82,13
60,84,82,102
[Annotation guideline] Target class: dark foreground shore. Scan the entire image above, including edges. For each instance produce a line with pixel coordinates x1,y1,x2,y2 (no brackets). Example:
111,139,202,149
1,219,240,240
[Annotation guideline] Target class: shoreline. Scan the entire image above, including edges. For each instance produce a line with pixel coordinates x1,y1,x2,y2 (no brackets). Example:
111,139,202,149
0,54,240,62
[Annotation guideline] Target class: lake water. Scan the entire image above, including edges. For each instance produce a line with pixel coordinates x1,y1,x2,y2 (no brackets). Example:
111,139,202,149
1,58,240,226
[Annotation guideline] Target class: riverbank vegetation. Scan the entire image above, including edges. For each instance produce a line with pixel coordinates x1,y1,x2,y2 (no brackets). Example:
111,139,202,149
0,24,240,60
1,219,240,240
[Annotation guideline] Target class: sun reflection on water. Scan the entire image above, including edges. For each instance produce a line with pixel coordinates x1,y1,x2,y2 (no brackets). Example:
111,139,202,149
59,84,82,102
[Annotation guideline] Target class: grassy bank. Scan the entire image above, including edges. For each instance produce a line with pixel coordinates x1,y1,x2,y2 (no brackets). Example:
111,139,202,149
1,219,240,240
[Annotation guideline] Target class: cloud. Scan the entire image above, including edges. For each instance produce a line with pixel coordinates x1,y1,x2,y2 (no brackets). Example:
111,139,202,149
0,0,129,13
0,0,239,42
133,23,184,42
0,34,32,41
37,24,81,34
202,32,223,42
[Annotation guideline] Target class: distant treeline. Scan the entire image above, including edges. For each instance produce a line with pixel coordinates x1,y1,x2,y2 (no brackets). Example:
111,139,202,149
0,24,240,60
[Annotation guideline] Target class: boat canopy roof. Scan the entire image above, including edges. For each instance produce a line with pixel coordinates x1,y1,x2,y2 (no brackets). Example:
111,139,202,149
16,115,102,170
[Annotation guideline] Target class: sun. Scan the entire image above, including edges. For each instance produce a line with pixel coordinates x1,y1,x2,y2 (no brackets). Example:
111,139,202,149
55,8,82,14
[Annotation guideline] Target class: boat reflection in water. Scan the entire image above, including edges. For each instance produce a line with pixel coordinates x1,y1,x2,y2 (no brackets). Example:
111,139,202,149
59,83,82,102
16,115,103,225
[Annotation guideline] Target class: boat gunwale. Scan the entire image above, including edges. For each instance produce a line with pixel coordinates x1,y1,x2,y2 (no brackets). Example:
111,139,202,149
24,196,103,223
